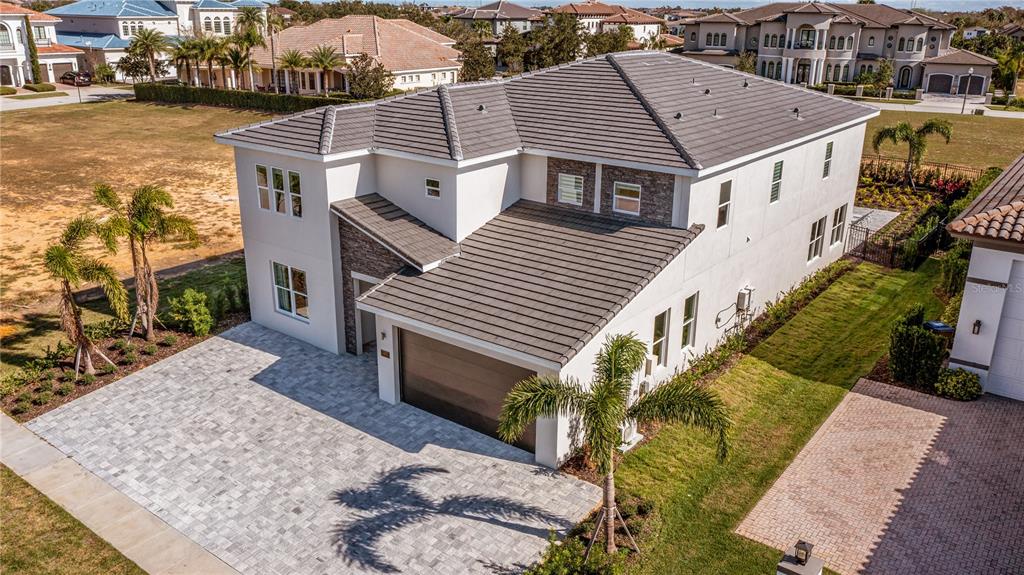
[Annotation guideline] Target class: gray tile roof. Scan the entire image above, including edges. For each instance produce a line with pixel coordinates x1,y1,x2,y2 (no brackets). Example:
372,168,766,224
359,200,702,366
332,194,460,270
948,154,1024,244
218,51,876,171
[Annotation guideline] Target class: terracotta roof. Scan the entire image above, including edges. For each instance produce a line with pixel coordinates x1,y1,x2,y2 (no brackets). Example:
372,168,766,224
695,2,954,29
359,200,702,366
332,194,459,271
949,154,1024,244
549,1,625,17
602,8,665,25
36,43,83,54
249,16,459,72
219,51,877,171
924,48,997,66
695,12,747,24
0,3,60,21
659,32,684,47
787,2,839,15
454,0,543,22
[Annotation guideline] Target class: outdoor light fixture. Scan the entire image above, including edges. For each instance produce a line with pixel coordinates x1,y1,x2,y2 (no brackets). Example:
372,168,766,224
972,320,982,335
380,330,387,341
794,540,813,566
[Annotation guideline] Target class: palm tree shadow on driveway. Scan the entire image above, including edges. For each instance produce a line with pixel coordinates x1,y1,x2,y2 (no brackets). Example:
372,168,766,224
329,464,571,573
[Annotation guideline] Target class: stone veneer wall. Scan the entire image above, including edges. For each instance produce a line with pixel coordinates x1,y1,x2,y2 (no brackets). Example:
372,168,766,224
338,219,406,354
600,165,674,225
546,158,596,213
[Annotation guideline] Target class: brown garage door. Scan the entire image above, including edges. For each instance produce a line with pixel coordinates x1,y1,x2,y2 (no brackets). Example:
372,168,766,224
958,74,984,95
400,330,536,452
52,63,74,79
927,74,952,94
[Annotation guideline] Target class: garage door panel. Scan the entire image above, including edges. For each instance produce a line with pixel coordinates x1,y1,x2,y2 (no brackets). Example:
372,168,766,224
400,330,537,452
927,75,952,93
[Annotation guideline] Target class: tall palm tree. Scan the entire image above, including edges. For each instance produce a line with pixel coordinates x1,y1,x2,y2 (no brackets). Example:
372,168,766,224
871,118,953,185
194,34,221,88
224,45,251,90
498,333,731,556
128,28,171,82
235,7,266,91
170,40,195,85
277,48,307,94
265,11,285,93
215,38,231,89
308,44,342,95
43,217,129,376
996,43,1024,96
95,184,199,342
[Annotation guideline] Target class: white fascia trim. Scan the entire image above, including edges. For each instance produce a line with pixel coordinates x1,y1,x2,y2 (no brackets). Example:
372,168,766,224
356,302,563,372
455,148,521,168
524,147,699,177
373,147,458,167
213,136,371,163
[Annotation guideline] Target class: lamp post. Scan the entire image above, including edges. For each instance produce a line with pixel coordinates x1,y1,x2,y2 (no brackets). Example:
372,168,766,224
961,67,974,115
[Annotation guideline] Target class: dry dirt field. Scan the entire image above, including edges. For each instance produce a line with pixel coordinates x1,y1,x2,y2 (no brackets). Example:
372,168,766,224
0,101,268,327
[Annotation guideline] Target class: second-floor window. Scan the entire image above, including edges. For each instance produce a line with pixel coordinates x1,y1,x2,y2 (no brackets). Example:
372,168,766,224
681,292,698,348
425,178,441,198
822,141,833,179
557,173,584,205
613,182,641,215
204,17,212,32
122,22,129,36
32,26,46,40
831,204,847,245
255,164,301,217
288,171,302,217
256,165,270,209
828,35,836,49
770,160,783,203
0,25,12,48
808,216,826,261
798,28,815,48
652,309,670,366
717,180,731,228
916,37,923,51
868,35,875,47
898,37,905,51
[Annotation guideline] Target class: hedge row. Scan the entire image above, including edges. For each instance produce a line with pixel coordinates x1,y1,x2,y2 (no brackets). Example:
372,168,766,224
0,86,16,95
132,83,367,113
24,83,56,92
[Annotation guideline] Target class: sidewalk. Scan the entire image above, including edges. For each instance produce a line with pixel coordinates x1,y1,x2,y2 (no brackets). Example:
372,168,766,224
1,413,237,575
867,94,1024,118
0,85,134,111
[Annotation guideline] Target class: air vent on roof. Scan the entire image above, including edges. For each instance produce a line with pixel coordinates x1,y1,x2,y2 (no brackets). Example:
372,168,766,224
743,79,749,88
704,88,711,95
713,108,721,118
477,104,486,113
792,107,801,119
674,112,682,120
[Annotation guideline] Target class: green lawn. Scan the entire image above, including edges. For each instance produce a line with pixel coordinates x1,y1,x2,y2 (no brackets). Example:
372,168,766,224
0,465,144,574
617,261,943,575
864,110,1024,170
8,92,69,100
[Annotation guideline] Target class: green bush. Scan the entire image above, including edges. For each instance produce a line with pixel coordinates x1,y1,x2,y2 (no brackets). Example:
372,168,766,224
23,83,56,92
0,370,26,399
160,334,179,347
0,86,15,96
940,241,971,296
31,391,52,406
56,382,75,396
941,292,962,327
525,533,623,575
207,289,230,322
11,401,31,415
121,351,139,366
60,370,76,382
889,304,945,387
94,62,116,83
111,339,131,352
99,363,117,375
80,373,97,385
85,318,127,341
168,288,213,336
142,343,158,356
935,368,982,400
132,83,369,113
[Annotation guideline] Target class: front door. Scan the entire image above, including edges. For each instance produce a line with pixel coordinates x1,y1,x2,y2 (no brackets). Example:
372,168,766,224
0,65,12,86
795,62,811,84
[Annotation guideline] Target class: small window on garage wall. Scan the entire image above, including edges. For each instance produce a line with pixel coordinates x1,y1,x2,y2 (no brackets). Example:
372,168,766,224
557,173,584,205
255,164,270,210
652,309,670,365
425,178,441,198
717,180,731,228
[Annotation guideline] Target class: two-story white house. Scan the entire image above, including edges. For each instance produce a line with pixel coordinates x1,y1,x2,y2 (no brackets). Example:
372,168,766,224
549,1,665,42
454,0,544,36
0,3,82,86
216,51,876,467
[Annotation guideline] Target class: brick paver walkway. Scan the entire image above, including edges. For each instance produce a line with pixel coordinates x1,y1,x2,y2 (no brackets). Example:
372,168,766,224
27,323,599,575
737,379,1024,575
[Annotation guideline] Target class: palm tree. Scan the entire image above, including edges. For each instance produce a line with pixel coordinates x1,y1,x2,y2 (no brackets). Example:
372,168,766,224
871,118,953,185
128,28,171,82
215,39,231,89
43,217,129,376
194,34,221,88
170,40,195,86
266,11,285,92
498,333,731,556
235,7,266,91
277,48,307,94
307,44,342,95
224,45,251,90
996,43,1024,96
95,184,199,342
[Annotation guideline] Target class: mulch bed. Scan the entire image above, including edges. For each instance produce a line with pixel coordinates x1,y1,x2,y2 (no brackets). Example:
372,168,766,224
3,312,248,423
867,353,948,398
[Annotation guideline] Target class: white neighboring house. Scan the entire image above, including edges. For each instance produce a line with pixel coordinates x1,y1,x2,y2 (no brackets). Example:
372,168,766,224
215,51,876,467
948,154,1024,401
961,26,987,40
454,0,544,35
548,1,665,42
0,3,82,86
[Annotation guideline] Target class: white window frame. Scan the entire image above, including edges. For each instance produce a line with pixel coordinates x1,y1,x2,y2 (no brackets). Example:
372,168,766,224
256,164,302,217
425,178,441,199
822,141,833,179
717,180,731,229
808,216,826,262
681,292,698,348
612,181,641,216
272,261,309,321
770,160,783,203
557,173,584,206
831,204,847,246
287,170,302,217
255,164,270,210
652,309,670,366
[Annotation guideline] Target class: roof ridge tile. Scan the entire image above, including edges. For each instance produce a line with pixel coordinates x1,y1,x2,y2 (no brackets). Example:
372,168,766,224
437,85,464,161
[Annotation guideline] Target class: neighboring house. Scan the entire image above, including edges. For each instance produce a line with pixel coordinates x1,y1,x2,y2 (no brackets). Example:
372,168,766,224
548,1,665,42
215,51,876,467
661,8,703,36
0,3,82,86
999,23,1024,43
248,16,460,93
948,154,1024,401
961,26,988,40
679,2,993,95
453,0,544,36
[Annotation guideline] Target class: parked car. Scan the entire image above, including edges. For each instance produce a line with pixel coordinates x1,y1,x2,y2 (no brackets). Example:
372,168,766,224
60,71,91,86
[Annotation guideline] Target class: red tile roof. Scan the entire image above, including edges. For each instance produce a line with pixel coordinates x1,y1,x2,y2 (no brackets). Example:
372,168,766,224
0,2,60,21
949,154,1024,244
37,43,82,54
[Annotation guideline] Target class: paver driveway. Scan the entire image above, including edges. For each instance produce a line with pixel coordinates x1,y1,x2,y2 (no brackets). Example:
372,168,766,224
737,379,1024,575
27,323,599,574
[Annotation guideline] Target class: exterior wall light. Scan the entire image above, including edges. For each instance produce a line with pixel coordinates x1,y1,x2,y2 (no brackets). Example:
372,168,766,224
794,540,813,565
972,320,982,335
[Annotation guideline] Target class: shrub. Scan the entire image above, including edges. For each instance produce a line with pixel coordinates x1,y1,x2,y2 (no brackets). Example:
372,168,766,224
142,343,158,356
941,292,962,327
85,318,127,341
207,289,230,322
94,62,116,83
525,533,623,575
160,334,179,347
0,370,27,399
0,86,15,96
80,373,97,385
889,304,945,388
57,382,75,396
121,351,138,366
99,363,117,375
132,83,367,113
31,391,53,406
168,288,213,336
940,241,971,296
935,368,982,400
23,82,56,92
34,380,52,393
60,370,76,382
11,401,31,415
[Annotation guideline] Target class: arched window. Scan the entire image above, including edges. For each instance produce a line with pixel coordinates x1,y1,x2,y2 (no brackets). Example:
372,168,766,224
842,64,849,82
768,61,775,78
837,36,845,50
825,64,832,79
776,62,782,80
829,35,835,49
204,17,212,32
764,33,769,47
859,64,865,76
833,65,840,82
690,31,695,41
223,19,231,34
706,32,712,46
130,22,136,34
761,61,766,76
214,17,222,33
916,37,923,51
867,64,873,73
770,34,778,48
868,36,875,47
897,37,905,51
122,22,129,36
0,24,10,47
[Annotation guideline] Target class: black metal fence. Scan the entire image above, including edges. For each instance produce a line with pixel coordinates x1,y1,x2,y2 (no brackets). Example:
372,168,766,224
846,217,947,269
860,155,985,182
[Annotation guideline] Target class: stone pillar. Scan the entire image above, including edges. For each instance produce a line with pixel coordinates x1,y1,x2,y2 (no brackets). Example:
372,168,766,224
915,88,923,100
885,86,893,99
827,83,835,95
856,84,864,97
985,92,993,104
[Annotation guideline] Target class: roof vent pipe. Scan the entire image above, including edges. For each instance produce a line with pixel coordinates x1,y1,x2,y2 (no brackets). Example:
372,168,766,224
743,79,749,88
674,112,682,120
704,88,711,95
713,108,720,118
792,107,801,119
478,104,487,113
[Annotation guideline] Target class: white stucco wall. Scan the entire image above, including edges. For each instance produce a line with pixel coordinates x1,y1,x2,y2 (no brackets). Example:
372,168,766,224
455,155,522,241
375,154,458,240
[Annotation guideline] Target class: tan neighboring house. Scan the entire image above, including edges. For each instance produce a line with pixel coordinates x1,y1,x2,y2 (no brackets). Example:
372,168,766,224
250,15,461,94
0,3,82,86
548,1,665,43
999,23,1024,42
679,2,993,95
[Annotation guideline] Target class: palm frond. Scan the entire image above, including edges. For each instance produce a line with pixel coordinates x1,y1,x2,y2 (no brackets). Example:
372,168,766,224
497,375,588,443
918,118,952,144
78,257,129,321
626,374,731,461
155,213,200,246
871,121,912,152
94,183,121,211
43,244,80,285
60,216,96,251
593,332,647,388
